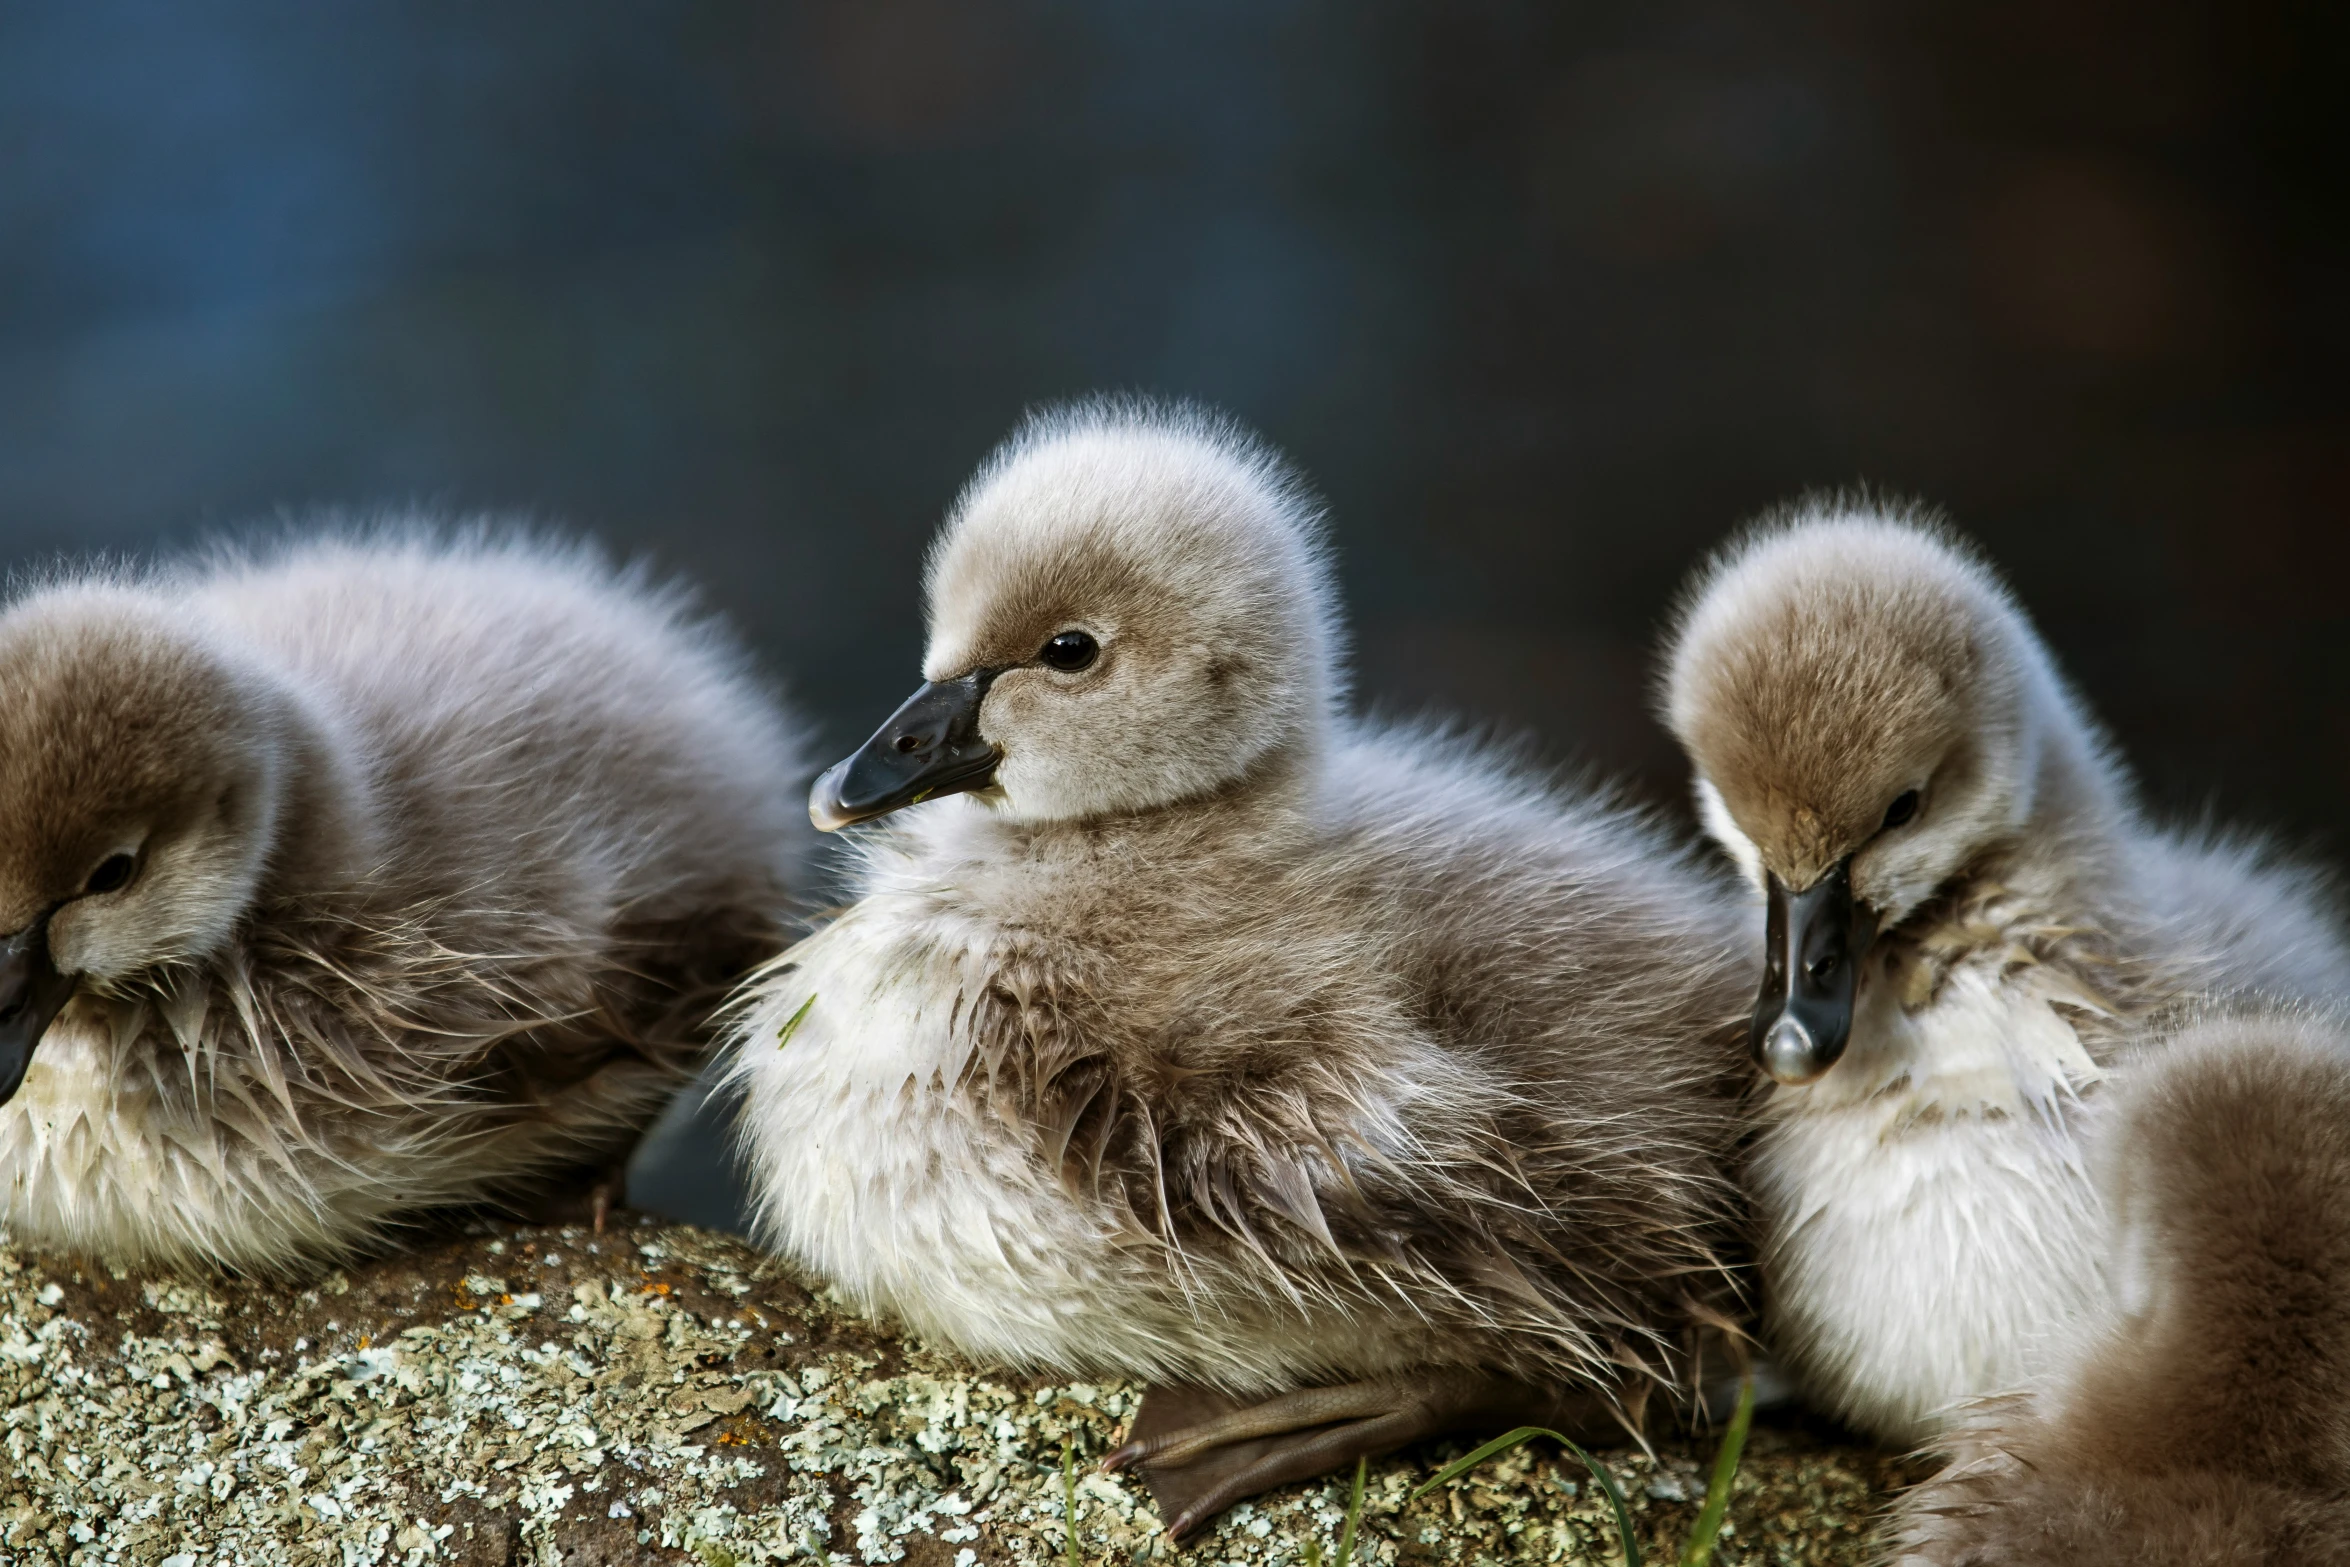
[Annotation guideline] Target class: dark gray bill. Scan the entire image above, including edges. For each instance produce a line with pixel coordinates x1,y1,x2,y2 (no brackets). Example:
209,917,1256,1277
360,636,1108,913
0,915,75,1106
809,670,1004,832
1750,857,1876,1085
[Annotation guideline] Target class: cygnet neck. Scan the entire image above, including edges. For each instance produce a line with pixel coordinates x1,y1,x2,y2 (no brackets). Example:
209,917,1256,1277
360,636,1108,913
989,730,1325,860
1989,655,2134,910
245,670,382,906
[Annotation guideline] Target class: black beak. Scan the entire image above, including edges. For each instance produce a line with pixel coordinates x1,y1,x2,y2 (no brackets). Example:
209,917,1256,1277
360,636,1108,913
809,671,1004,832
1750,857,1877,1086
0,914,75,1106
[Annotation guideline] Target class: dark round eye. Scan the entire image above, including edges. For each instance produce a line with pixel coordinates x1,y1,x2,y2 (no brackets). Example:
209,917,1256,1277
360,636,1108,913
1039,630,1099,672
83,853,137,896
1882,790,1921,830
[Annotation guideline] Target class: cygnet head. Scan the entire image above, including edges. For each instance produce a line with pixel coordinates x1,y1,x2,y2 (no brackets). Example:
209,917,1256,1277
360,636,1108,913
811,400,1343,830
1660,504,2095,1085
0,584,300,1101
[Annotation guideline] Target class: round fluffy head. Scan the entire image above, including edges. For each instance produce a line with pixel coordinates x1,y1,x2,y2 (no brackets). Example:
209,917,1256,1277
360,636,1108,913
0,582,291,982
1660,504,2068,925
921,399,1345,824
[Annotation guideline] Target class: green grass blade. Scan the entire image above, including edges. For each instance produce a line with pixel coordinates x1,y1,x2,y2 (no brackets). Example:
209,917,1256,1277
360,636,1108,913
774,993,817,1049
1406,1427,1545,1502
1333,1456,1366,1567
1062,1438,1081,1567
1408,1426,1642,1567
1679,1377,1755,1567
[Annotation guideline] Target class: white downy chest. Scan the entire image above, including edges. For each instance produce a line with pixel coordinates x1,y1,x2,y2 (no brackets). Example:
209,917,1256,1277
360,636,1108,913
729,903,1353,1390
1753,962,2111,1445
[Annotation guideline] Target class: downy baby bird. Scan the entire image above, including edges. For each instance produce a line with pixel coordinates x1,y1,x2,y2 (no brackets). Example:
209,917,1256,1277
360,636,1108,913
732,400,1756,1537
0,530,805,1273
1659,505,2350,1446
1890,1007,2350,1566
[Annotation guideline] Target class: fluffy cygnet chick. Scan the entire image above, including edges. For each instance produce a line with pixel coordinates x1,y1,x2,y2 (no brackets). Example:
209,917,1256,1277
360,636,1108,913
0,530,805,1273
732,401,1755,1535
1660,505,2350,1446
1890,1007,2350,1566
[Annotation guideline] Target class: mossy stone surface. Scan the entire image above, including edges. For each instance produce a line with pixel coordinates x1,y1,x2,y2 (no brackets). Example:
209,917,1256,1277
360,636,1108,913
0,1217,1916,1565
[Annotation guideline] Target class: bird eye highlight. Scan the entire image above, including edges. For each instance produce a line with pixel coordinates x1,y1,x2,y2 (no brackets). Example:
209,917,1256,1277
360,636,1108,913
1882,790,1921,830
1039,630,1099,672
83,853,137,896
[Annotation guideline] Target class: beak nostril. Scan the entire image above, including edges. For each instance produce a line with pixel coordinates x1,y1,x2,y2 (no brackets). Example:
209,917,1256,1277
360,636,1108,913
816,669,1005,830
1809,954,1839,984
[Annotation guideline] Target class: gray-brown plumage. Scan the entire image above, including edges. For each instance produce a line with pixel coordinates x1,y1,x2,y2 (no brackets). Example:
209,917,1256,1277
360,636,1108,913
1888,1007,2350,1567
730,399,1755,1535
1659,504,2350,1445
0,528,806,1274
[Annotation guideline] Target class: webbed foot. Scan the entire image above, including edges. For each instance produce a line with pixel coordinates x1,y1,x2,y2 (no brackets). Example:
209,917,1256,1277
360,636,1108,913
1102,1371,1622,1541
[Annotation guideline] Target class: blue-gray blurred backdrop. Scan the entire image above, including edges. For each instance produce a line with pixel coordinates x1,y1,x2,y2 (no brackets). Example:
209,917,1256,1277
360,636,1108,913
5,1,2344,1224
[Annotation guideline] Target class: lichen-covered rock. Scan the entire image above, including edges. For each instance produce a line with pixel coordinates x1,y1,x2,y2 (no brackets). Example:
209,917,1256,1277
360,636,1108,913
0,1217,1916,1565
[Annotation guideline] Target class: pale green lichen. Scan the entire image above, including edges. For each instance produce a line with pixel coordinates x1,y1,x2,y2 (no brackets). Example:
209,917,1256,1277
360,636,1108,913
0,1221,1909,1566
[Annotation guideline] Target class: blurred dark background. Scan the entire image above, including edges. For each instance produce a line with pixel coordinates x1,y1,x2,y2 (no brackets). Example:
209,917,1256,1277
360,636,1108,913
4,1,2345,1219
